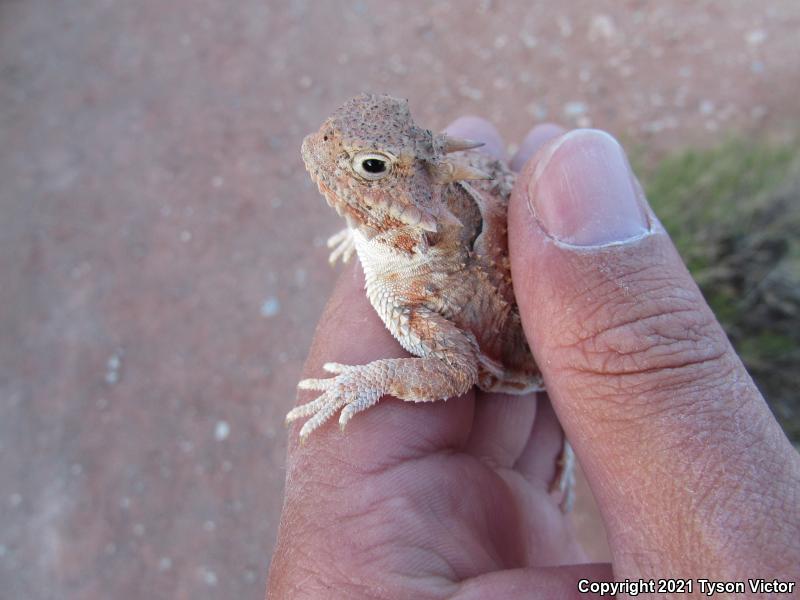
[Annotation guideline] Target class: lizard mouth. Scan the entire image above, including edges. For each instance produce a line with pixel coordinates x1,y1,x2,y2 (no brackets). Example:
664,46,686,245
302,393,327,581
299,134,317,175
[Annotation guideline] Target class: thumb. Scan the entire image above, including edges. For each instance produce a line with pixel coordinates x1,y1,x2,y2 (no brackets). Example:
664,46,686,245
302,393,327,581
508,129,800,578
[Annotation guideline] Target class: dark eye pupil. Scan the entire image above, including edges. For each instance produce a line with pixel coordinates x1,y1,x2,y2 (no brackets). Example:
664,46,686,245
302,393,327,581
362,158,386,174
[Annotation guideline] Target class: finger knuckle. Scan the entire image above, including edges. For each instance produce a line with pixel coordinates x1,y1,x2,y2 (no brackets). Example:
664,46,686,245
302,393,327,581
554,267,735,408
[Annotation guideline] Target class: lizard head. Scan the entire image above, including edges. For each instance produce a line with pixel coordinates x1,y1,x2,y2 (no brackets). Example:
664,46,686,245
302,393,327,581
301,93,490,235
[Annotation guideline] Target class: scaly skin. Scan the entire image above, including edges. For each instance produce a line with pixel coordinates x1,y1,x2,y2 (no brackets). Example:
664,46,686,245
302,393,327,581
287,93,574,509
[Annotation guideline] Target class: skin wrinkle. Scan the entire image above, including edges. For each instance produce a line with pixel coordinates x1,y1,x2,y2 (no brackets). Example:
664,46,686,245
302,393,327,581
290,443,386,484
296,417,472,487
569,344,729,379
495,464,578,560
553,341,732,394
559,359,742,430
556,276,708,347
554,388,774,541
685,474,774,574
271,515,358,597
380,429,468,467
289,488,449,595
574,315,725,369
541,261,701,344
555,234,673,288
600,465,726,573
291,447,530,589
543,272,734,396
344,499,449,577
412,464,508,576
602,335,720,370
453,565,615,600
467,392,539,468
436,462,524,571
582,303,706,346
573,382,786,573
708,422,792,537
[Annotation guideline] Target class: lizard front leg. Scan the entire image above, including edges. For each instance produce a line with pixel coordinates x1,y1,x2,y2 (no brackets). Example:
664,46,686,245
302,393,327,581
287,311,479,440
326,228,356,265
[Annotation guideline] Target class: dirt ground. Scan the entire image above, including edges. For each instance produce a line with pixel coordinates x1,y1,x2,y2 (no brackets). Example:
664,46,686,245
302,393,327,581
2,1,799,598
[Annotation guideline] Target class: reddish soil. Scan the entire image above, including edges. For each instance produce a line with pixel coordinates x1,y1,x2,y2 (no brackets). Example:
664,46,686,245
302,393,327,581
2,2,799,598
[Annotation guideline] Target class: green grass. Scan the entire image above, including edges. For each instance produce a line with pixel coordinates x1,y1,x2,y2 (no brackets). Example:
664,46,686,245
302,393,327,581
636,136,800,444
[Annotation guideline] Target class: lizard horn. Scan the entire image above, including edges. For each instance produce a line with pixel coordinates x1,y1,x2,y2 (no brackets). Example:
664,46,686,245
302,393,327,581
431,160,493,184
441,135,485,153
388,201,438,232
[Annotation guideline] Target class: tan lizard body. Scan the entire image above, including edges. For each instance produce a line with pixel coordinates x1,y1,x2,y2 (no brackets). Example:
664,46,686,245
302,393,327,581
286,94,573,508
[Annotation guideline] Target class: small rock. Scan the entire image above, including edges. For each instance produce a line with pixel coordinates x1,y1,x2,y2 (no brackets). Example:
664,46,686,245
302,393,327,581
260,297,281,318
745,29,767,46
202,568,218,586
458,85,483,101
557,15,573,38
214,420,230,442
699,100,715,115
588,14,617,42
294,268,307,286
519,31,537,49
563,101,587,118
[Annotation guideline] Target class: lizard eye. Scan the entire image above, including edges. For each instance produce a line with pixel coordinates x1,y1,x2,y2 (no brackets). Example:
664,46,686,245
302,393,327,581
352,151,392,181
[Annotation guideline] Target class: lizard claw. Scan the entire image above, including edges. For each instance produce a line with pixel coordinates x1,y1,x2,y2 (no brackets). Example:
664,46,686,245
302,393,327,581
288,364,383,439
326,228,356,265
297,377,335,391
296,363,350,390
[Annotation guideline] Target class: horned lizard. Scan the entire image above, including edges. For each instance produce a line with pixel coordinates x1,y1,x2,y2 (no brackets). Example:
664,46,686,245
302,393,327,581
287,93,574,510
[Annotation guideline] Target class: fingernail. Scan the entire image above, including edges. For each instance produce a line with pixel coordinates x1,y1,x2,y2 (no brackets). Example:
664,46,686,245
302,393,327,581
529,129,649,246
444,116,506,160
510,123,565,172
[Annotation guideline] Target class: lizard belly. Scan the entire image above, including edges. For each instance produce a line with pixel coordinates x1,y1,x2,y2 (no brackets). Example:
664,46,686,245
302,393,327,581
353,229,453,357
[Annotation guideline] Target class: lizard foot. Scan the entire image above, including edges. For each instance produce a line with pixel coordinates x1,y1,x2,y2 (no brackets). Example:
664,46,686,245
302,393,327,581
287,362,383,440
549,439,576,513
326,228,355,265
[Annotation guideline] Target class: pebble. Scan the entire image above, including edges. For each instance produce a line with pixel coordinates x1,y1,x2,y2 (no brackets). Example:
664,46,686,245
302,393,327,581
105,352,122,385
202,568,218,586
260,297,281,318
563,101,588,118
214,420,230,442
699,100,715,115
745,29,767,46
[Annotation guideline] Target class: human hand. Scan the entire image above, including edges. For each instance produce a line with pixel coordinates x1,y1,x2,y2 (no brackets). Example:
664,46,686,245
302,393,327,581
267,120,800,599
